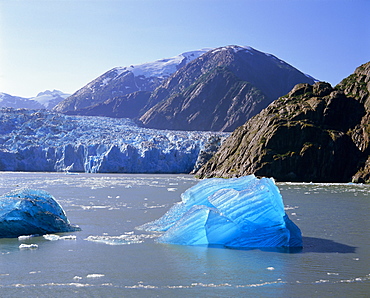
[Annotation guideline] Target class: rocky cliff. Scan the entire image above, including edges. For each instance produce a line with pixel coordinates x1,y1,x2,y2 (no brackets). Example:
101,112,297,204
196,61,370,182
337,62,370,182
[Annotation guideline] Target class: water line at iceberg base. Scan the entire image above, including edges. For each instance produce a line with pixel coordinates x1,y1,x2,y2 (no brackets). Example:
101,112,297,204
137,174,303,250
0,174,302,251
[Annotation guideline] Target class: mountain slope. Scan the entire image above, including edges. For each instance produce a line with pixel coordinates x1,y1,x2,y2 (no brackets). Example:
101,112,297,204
140,66,269,131
53,49,211,113
139,45,316,131
65,91,152,118
196,61,370,182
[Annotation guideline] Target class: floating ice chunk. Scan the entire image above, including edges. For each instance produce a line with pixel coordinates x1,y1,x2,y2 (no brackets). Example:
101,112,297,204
86,274,105,278
43,234,60,241
18,235,37,241
139,175,302,248
0,189,80,238
43,234,76,241
60,235,77,240
19,243,38,249
85,232,158,245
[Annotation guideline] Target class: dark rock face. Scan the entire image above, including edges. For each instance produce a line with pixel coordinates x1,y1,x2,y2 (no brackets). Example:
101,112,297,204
66,91,152,119
140,67,269,131
196,62,370,182
337,62,370,182
140,46,316,131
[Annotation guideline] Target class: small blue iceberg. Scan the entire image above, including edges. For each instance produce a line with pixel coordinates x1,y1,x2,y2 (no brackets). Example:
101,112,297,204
138,175,302,248
0,188,80,238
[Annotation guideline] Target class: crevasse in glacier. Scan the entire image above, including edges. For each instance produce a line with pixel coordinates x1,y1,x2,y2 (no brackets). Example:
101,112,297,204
0,108,228,173
0,188,80,238
138,175,302,248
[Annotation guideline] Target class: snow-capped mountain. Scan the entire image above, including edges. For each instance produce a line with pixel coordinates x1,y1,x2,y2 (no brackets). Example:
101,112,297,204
139,45,317,131
55,45,317,132
30,90,70,109
0,90,69,110
53,49,212,113
0,108,228,173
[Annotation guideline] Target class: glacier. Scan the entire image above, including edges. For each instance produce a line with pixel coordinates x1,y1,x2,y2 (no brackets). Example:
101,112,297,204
0,108,228,173
0,188,80,238
138,175,302,248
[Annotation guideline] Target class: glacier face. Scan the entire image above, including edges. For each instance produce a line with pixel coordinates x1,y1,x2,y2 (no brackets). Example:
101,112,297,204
0,188,80,238
0,108,228,173
138,175,302,248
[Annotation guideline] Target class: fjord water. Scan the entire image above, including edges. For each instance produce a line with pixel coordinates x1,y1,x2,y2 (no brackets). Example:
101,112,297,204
0,173,369,297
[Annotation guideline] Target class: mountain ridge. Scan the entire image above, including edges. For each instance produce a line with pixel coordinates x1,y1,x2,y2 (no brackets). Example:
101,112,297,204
56,45,316,132
53,49,211,113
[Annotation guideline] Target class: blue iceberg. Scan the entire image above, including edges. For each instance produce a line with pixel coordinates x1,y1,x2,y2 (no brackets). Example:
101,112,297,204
138,175,302,248
0,189,80,238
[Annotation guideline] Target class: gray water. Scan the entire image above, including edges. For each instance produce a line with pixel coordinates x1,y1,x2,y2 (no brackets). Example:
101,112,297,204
0,172,369,297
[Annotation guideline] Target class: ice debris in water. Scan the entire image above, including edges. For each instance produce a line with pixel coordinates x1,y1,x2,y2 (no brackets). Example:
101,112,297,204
43,234,77,241
85,232,159,245
138,175,302,248
0,188,80,238
19,243,38,249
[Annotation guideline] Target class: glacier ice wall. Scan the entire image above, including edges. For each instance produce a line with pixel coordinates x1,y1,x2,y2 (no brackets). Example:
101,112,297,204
0,188,80,238
0,108,228,173
138,175,302,248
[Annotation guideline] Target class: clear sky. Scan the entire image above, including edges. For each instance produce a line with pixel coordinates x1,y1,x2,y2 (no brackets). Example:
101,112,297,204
1,0,369,98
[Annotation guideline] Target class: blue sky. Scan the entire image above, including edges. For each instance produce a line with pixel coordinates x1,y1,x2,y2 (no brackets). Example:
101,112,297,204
1,0,369,98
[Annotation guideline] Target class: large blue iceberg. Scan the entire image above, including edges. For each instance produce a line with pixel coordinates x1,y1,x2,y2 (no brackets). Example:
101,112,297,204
0,188,80,238
138,175,302,248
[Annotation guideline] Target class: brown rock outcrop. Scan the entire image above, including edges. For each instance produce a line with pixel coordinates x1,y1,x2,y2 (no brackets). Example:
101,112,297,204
197,62,370,182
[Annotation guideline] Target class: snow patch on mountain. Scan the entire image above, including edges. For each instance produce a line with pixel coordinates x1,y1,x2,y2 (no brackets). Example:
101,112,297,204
115,49,212,79
211,45,255,55
30,90,70,109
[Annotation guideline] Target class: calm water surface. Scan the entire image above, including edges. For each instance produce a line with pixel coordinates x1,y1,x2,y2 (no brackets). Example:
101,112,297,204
0,172,369,297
